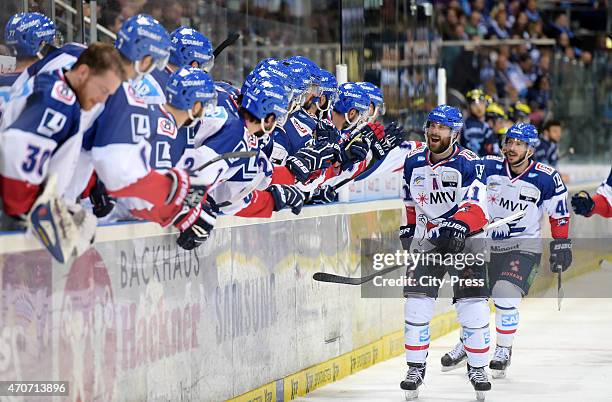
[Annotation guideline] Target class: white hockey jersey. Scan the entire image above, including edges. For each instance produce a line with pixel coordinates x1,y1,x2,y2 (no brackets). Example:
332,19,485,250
483,156,570,251
403,144,488,251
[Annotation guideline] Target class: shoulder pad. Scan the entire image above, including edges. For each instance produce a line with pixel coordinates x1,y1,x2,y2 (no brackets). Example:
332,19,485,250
535,162,555,175
49,79,76,105
122,82,148,109
459,149,480,161
289,115,313,137
484,155,504,162
407,144,426,158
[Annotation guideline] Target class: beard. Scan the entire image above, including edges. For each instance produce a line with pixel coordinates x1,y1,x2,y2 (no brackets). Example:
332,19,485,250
427,133,452,154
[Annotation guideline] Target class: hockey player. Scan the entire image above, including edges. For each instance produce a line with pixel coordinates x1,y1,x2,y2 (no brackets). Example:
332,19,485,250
508,101,531,124
399,105,491,400
484,102,509,149
571,166,612,218
441,122,572,378
0,43,125,233
313,69,338,123
1,12,56,117
459,89,498,156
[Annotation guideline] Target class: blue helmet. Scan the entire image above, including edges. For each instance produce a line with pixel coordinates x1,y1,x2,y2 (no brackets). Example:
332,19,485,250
283,60,312,93
169,27,214,72
241,77,290,132
285,55,322,87
426,105,464,132
317,69,338,111
242,60,293,95
505,122,539,147
166,67,216,114
357,81,385,121
115,14,171,73
333,83,370,114
4,12,56,57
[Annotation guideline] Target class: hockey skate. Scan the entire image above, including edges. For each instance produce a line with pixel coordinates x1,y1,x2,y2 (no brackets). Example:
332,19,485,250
489,345,512,379
440,340,467,372
467,364,491,401
400,363,426,400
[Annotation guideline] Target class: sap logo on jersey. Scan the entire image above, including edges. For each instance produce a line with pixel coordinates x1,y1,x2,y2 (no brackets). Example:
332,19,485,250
429,191,456,204
290,116,313,137
499,197,528,212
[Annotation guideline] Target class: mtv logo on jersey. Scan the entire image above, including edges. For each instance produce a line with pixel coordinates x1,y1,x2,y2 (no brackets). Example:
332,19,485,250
429,191,456,204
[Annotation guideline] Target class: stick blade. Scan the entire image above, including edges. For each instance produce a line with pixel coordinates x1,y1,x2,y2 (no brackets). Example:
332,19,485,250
312,272,363,285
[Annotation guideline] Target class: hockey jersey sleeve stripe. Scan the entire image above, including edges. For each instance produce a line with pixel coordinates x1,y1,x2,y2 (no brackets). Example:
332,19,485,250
406,206,416,225
0,175,41,216
549,216,570,239
454,202,488,233
235,190,275,218
591,193,612,218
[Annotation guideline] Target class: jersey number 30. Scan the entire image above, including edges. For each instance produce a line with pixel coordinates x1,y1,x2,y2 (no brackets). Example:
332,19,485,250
22,144,51,176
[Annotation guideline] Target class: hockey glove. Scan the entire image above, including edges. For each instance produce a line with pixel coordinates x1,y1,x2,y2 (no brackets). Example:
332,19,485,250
399,224,416,251
309,185,337,204
570,191,594,216
165,168,217,250
428,219,469,254
286,142,337,183
549,238,572,273
314,120,340,144
267,184,305,215
89,178,116,218
382,122,406,152
344,134,371,163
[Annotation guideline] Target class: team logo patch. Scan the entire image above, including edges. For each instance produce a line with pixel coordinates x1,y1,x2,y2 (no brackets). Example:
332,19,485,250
412,175,426,186
416,192,428,206
519,186,540,203
486,155,504,162
488,181,501,192
441,171,459,188
51,80,75,105
157,117,177,139
290,116,313,137
124,82,147,108
155,141,172,168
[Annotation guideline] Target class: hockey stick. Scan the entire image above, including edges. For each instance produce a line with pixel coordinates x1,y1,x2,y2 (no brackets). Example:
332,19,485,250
557,269,563,311
191,151,257,173
313,210,526,285
213,32,241,57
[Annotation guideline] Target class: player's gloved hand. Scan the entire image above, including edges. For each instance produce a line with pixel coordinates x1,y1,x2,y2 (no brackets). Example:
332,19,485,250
428,219,469,254
382,122,406,152
287,142,337,183
309,185,337,204
165,168,217,250
399,224,416,251
267,184,305,215
368,122,385,140
314,120,340,144
570,191,594,216
549,238,572,273
344,130,372,163
89,178,116,218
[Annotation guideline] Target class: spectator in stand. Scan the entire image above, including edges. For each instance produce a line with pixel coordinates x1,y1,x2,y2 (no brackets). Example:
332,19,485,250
465,10,488,38
527,18,545,39
512,12,529,38
524,0,541,22
460,88,499,156
488,5,511,39
494,52,512,100
507,53,534,98
534,120,562,168
551,13,574,39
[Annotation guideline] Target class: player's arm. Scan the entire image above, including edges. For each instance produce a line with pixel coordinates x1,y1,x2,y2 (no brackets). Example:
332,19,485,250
571,167,612,218
399,156,417,250
0,78,79,215
454,155,488,233
543,169,572,272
